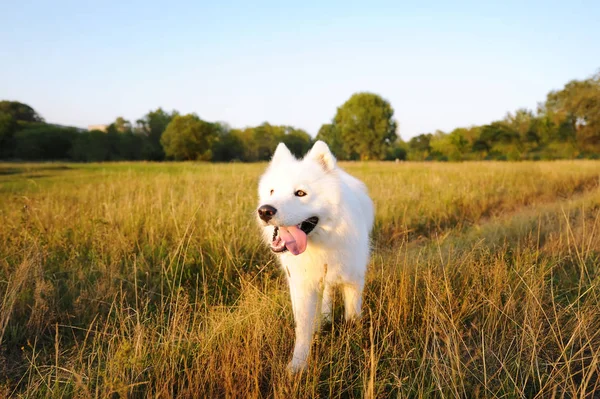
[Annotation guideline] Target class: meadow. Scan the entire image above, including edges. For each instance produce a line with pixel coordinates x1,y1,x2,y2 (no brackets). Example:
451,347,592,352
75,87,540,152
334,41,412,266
0,161,599,398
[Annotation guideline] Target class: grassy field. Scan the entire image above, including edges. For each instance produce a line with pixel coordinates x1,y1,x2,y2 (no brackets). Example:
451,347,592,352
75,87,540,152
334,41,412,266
1,161,600,398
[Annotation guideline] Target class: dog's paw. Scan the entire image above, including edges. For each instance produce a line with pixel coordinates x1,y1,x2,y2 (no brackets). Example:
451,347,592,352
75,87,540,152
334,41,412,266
286,357,307,374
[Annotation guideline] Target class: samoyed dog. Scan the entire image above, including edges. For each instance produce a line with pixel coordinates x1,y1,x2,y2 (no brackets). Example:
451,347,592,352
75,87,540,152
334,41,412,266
256,140,374,371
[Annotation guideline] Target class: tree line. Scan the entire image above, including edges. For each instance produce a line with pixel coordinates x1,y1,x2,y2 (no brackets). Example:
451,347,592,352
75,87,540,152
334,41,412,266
399,70,600,161
1,70,598,162
0,103,317,162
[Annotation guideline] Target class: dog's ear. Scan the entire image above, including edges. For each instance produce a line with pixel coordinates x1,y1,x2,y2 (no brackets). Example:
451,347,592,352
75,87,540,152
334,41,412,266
271,143,294,165
306,140,336,172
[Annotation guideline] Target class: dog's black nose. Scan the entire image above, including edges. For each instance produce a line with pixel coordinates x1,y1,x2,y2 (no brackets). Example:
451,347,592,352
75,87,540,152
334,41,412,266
258,205,277,222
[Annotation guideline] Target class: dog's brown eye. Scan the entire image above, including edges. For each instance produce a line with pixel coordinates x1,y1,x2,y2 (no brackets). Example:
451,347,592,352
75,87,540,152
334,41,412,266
270,189,274,195
295,190,307,197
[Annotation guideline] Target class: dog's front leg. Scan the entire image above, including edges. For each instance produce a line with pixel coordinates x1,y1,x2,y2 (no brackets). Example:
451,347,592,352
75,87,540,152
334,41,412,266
287,279,322,372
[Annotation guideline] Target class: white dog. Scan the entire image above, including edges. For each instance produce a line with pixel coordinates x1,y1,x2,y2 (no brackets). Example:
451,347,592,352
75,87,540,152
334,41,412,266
256,140,374,371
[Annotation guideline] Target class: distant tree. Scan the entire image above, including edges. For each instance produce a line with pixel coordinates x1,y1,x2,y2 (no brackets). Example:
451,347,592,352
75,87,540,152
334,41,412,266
217,123,312,162
211,123,246,162
504,108,539,146
70,129,143,162
407,133,432,160
252,123,285,161
471,137,490,155
0,101,44,123
334,92,398,160
107,117,133,134
136,108,177,160
448,128,470,153
230,128,257,161
557,116,578,142
281,127,312,158
115,131,144,160
99,117,138,160
0,112,17,158
462,126,482,145
384,138,408,161
428,131,448,160
530,110,558,146
479,122,519,145
71,130,111,161
13,125,77,160
545,72,600,152
409,134,432,152
478,122,522,160
161,114,218,160
316,123,348,160
430,129,469,161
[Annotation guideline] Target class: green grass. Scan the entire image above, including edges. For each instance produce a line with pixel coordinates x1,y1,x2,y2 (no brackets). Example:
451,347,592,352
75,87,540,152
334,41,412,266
1,161,599,398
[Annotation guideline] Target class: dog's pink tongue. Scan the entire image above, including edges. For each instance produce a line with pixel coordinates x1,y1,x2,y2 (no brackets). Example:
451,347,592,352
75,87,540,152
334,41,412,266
279,226,307,255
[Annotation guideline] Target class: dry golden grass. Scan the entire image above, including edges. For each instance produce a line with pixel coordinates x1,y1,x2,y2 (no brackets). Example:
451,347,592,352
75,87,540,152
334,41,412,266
0,161,599,398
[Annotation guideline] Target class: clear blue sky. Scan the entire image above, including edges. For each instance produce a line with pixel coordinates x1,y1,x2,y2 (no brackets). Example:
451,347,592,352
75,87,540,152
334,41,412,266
2,0,598,139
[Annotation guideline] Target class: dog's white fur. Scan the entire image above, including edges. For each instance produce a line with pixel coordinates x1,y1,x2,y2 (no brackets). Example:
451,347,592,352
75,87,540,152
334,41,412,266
257,141,374,371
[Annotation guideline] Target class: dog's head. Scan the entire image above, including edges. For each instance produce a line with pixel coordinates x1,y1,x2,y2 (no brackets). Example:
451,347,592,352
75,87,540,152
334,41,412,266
257,140,340,255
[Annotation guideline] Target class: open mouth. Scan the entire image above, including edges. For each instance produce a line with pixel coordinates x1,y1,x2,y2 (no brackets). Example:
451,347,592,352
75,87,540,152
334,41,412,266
270,217,319,255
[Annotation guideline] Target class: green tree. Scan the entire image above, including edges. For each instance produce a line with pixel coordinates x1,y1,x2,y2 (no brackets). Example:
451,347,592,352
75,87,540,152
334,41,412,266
114,131,144,160
71,130,111,162
430,129,470,161
281,127,312,158
107,117,133,134
428,130,449,160
531,114,555,145
545,72,600,152
161,114,218,160
13,125,77,160
252,123,284,161
136,108,177,160
477,122,522,160
448,128,471,153
316,123,347,160
0,112,17,158
334,92,398,160
384,138,408,161
505,108,540,147
211,123,247,162
407,133,432,160
0,101,44,123
229,128,257,161
219,124,312,162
